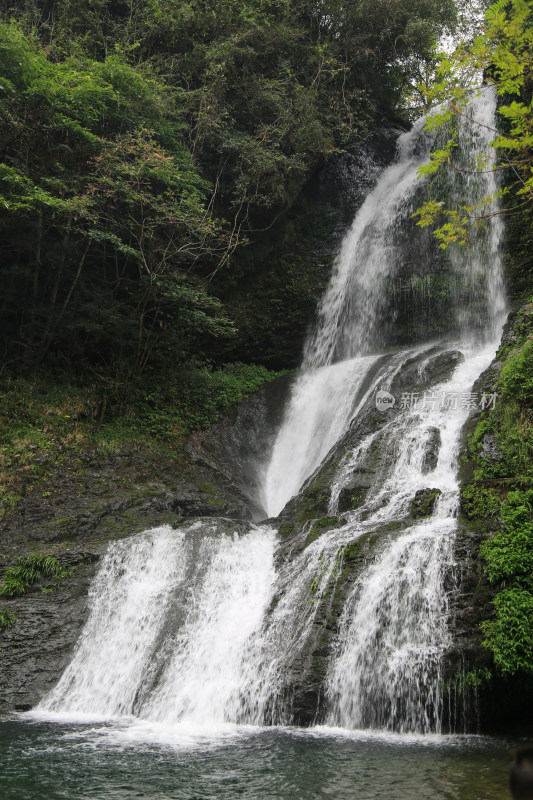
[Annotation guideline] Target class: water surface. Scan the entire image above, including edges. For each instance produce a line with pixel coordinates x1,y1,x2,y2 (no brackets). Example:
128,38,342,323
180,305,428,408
0,717,513,800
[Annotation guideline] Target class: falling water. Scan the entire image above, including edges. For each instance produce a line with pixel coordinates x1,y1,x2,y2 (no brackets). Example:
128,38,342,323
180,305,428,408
325,344,499,732
39,522,276,724
39,87,506,735
303,114,434,368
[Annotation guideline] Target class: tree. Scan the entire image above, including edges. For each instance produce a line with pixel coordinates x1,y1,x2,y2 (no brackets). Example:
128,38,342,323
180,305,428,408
412,0,533,246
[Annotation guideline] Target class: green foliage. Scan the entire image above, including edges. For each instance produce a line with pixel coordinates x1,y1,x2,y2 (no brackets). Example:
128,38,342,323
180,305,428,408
450,666,492,693
463,318,533,678
0,0,457,401
461,484,500,519
0,610,16,633
0,489,22,521
482,587,533,675
172,363,286,431
0,364,282,496
413,0,533,245
500,340,533,406
0,20,232,384
465,317,533,485
481,490,533,588
477,490,533,676
0,553,67,597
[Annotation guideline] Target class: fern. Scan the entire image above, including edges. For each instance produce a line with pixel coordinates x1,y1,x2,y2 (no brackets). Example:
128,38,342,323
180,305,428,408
0,553,67,597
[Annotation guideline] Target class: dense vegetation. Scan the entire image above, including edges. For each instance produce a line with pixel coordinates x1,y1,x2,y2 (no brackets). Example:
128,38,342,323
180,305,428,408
0,0,458,526
0,0,455,387
461,296,533,686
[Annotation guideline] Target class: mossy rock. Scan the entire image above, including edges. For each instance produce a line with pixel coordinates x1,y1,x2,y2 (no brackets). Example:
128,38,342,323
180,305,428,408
279,521,295,539
305,516,341,547
411,488,442,518
340,540,362,565
338,486,368,512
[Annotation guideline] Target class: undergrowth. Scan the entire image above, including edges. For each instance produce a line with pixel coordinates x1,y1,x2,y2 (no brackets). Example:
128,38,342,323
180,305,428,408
0,553,68,597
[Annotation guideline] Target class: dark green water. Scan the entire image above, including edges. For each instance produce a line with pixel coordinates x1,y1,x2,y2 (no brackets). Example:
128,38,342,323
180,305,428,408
0,716,515,800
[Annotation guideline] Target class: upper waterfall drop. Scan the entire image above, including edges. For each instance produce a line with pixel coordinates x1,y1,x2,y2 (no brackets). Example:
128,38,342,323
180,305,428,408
303,113,434,369
261,111,435,519
261,85,506,519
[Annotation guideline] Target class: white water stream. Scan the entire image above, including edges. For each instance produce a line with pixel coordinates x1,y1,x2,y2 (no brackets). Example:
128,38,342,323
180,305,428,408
40,522,277,723
38,87,506,735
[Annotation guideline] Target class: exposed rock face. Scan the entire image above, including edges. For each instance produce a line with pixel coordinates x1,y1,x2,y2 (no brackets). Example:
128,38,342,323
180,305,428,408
186,373,294,520
422,428,442,474
0,553,99,713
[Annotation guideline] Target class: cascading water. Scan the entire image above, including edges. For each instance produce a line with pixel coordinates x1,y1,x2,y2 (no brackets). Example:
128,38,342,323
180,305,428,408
40,522,276,724
37,87,506,736
324,344,500,732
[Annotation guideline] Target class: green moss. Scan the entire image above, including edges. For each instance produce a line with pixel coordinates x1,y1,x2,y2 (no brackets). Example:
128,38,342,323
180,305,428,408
198,483,219,495
294,479,332,526
278,522,295,539
0,490,22,520
338,486,368,513
305,516,341,547
341,541,362,564
411,488,442,518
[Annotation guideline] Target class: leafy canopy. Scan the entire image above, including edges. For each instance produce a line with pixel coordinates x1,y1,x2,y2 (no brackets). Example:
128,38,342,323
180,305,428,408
413,0,533,247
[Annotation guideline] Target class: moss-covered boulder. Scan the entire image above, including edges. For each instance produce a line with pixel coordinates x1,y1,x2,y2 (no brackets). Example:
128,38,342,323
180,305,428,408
411,488,442,518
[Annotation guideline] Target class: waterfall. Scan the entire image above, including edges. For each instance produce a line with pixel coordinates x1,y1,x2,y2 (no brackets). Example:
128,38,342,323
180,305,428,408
262,85,505,517
39,522,276,724
38,87,506,735
325,344,499,732
260,354,380,519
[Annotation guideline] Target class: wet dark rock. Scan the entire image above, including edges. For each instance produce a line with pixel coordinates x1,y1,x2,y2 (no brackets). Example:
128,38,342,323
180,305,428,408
422,427,442,474
271,345,475,725
186,373,294,520
338,486,369,513
0,554,102,713
411,488,442,518
391,349,465,392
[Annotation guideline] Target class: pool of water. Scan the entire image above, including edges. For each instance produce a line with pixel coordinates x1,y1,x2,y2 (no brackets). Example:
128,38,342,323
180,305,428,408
0,716,515,800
